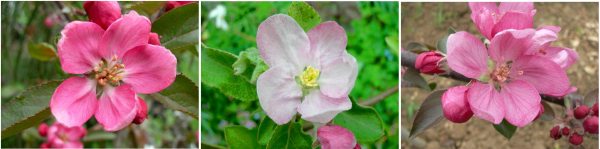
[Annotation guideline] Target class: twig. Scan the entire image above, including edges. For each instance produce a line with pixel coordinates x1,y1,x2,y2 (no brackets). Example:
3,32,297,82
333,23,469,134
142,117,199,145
53,1,72,22
401,50,565,106
359,85,399,106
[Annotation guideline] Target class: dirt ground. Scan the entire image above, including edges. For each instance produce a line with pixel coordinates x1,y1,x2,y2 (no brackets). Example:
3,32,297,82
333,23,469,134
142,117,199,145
401,3,599,149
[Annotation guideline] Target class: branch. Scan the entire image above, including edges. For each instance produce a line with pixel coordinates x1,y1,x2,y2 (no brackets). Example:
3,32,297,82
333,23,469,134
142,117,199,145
359,85,399,106
401,50,565,106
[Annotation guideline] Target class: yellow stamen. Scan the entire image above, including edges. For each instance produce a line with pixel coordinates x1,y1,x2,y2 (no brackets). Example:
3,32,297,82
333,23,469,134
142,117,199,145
300,66,320,88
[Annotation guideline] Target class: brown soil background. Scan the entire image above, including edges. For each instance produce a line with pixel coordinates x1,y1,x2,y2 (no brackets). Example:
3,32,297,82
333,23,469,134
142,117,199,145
401,2,599,149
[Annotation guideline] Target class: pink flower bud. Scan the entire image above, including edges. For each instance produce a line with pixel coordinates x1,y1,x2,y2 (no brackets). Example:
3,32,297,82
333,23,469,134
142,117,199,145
40,142,50,149
44,16,54,28
583,116,598,134
415,51,445,74
550,125,561,140
593,103,598,117
83,1,121,29
133,97,148,125
569,132,583,145
574,105,590,119
317,125,357,149
441,86,473,123
38,123,48,137
354,144,361,149
534,105,544,120
561,127,570,136
165,1,194,12
149,32,161,45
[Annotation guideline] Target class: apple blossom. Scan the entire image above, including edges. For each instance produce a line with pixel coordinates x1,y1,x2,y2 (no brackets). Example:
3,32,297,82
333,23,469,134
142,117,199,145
446,29,570,127
39,123,86,148
317,125,357,149
51,11,176,131
469,2,536,40
256,14,358,124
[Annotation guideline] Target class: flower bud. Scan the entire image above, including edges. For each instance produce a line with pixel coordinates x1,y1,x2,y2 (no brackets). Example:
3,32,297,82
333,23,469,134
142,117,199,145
317,125,357,149
550,125,561,140
83,1,121,29
583,116,598,134
133,97,148,124
561,127,570,136
44,16,55,28
415,51,445,74
149,32,161,45
40,142,50,149
354,144,361,149
569,132,583,145
593,103,598,117
534,105,544,120
165,1,194,12
38,123,48,137
574,105,590,119
441,86,473,123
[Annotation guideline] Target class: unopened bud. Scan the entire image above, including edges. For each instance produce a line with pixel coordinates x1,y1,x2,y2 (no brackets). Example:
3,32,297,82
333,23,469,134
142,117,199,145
569,132,583,145
561,127,570,136
593,103,598,117
38,123,48,137
550,125,561,140
133,97,148,124
574,105,590,119
441,86,473,123
583,116,598,134
415,51,445,75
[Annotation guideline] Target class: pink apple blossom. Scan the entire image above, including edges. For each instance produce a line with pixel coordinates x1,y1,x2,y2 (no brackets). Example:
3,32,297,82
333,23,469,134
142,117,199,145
446,29,570,127
39,122,86,148
469,2,536,40
51,11,176,131
256,14,358,124
317,125,357,149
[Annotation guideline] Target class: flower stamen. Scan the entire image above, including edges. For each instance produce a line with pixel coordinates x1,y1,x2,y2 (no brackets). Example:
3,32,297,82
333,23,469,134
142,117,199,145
300,66,320,88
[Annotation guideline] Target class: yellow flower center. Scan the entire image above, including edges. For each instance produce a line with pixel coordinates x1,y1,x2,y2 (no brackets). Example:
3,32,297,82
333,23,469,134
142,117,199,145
300,66,320,88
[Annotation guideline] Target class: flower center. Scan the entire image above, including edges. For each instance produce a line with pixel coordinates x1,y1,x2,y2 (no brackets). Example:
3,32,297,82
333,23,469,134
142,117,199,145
300,66,320,88
491,63,511,83
92,55,125,86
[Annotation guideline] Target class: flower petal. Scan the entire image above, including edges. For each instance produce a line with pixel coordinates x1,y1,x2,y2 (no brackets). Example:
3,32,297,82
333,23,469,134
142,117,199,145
540,47,578,70
50,77,98,127
488,29,535,63
318,51,358,98
297,91,351,123
467,81,504,124
446,31,489,79
490,12,534,39
57,21,104,74
441,86,473,123
317,125,357,149
256,66,303,125
256,14,310,73
469,2,499,13
498,2,534,14
510,55,570,96
307,21,348,66
469,2,499,39
99,11,151,59
501,80,541,127
95,84,138,131
121,45,177,94
525,26,560,55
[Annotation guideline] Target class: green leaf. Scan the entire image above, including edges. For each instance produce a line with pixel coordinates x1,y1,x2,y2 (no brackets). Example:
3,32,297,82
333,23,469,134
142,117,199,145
409,90,446,138
406,42,433,53
288,2,321,31
201,46,258,101
257,116,277,145
201,143,226,149
126,1,166,16
333,98,385,143
385,35,399,56
82,131,116,142
402,67,429,90
266,122,312,149
232,47,269,84
436,35,448,54
493,120,517,139
152,3,198,54
149,75,199,119
225,126,260,149
1,81,60,139
28,42,56,61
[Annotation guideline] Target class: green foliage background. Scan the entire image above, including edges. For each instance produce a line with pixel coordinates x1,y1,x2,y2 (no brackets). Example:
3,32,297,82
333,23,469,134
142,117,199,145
201,2,399,148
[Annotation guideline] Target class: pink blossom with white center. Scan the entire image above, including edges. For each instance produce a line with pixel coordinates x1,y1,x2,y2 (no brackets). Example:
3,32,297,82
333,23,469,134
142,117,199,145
51,11,177,131
39,123,86,148
256,14,358,124
317,125,357,149
469,2,536,40
446,29,571,127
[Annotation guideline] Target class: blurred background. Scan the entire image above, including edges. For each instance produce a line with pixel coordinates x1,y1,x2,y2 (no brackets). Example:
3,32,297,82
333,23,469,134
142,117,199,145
401,2,599,149
1,1,198,148
201,2,399,148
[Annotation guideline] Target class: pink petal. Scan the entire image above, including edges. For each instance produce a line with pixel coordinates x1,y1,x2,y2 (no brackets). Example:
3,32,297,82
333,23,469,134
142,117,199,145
498,2,534,14
318,52,358,98
510,55,570,96
500,80,541,127
469,2,498,13
538,25,561,33
467,81,504,124
256,66,303,125
50,77,98,127
121,45,177,94
63,125,87,141
57,21,104,74
307,21,348,66
133,96,148,124
441,86,473,123
490,12,534,38
94,85,138,131
446,31,488,79
540,47,578,70
317,125,357,149
148,32,161,45
469,3,499,40
99,11,150,59
83,1,121,29
256,14,310,73
488,29,535,63
526,27,559,55
297,91,351,123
